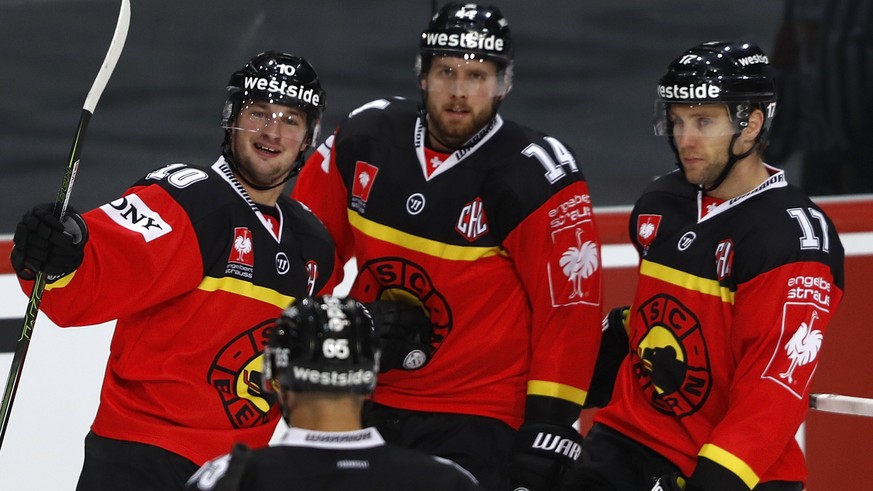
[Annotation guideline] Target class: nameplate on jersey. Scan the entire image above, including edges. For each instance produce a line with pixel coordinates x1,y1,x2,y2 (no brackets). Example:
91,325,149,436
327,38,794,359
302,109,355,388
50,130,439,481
100,193,172,242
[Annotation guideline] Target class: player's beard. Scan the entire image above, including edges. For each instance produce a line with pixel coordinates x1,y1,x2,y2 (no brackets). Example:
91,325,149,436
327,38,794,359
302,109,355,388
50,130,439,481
425,97,497,151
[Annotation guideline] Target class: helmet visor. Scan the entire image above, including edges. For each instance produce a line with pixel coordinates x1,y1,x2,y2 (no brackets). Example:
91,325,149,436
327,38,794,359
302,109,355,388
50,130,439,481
653,101,737,138
422,55,509,98
225,100,309,146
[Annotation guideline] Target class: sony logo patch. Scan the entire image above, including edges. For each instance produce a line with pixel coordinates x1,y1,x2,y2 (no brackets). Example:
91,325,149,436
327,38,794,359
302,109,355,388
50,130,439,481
100,193,172,242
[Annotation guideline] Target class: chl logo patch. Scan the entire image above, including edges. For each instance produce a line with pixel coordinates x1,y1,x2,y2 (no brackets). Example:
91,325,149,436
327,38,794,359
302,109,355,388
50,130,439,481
632,294,711,417
207,319,279,428
455,197,489,242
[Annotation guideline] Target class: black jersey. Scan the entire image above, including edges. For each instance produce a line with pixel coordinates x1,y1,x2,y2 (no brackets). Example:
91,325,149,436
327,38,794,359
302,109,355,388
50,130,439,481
185,427,482,490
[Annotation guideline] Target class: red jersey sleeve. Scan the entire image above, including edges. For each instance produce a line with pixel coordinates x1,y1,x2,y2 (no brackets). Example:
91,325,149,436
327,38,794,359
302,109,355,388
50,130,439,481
502,181,603,409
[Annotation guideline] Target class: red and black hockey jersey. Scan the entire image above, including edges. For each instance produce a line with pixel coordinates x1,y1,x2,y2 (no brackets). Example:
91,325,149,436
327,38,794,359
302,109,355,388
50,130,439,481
19,158,335,465
293,98,603,428
595,167,845,488
185,427,482,490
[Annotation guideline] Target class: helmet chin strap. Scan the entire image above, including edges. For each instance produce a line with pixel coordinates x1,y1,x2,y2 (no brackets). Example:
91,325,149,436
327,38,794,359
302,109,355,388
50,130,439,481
670,131,760,193
702,133,759,192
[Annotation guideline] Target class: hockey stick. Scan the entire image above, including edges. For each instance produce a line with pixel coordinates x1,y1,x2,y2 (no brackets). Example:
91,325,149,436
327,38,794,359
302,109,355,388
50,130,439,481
809,393,873,418
0,0,131,451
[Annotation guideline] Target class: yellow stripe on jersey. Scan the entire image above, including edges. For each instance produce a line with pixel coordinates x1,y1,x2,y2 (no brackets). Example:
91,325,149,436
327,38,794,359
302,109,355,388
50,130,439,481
348,210,505,261
198,276,294,309
640,260,735,304
699,443,760,489
528,380,588,406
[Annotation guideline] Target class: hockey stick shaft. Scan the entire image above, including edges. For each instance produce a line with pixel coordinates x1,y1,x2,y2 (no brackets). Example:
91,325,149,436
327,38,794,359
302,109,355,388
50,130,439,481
809,393,873,417
0,0,130,450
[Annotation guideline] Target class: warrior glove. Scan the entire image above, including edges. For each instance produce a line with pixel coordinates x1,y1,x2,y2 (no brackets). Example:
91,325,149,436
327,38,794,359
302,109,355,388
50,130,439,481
365,299,435,372
511,423,583,491
11,203,88,282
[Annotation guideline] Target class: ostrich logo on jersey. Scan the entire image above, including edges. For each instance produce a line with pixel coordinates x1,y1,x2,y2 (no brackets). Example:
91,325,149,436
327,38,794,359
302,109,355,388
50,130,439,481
633,294,712,417
351,161,379,213
229,227,254,266
637,214,662,251
763,304,826,398
207,319,279,428
548,225,601,306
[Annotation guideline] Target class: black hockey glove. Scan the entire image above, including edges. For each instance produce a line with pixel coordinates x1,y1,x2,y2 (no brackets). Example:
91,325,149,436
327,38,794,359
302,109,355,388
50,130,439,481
585,306,630,408
11,203,88,282
365,299,434,372
510,423,583,491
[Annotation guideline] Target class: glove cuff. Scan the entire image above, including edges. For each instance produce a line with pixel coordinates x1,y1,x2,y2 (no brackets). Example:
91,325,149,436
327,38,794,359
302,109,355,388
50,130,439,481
515,423,583,467
687,456,752,491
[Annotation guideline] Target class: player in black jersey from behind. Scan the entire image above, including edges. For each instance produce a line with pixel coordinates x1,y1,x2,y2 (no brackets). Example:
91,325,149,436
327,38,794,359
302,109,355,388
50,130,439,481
185,295,481,491
562,41,844,491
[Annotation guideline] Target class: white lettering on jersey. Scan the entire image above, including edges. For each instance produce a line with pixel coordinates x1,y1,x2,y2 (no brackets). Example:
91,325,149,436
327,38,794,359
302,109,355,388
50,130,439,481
100,193,172,242
187,454,231,490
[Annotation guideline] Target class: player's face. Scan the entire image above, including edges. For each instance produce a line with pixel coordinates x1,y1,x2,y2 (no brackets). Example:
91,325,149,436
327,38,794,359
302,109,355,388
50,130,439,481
230,101,309,188
668,104,737,188
421,55,502,151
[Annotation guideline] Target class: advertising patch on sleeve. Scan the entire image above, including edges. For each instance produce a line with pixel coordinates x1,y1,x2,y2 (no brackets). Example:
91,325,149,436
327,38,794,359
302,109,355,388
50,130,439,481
548,223,601,306
99,193,172,242
762,303,827,399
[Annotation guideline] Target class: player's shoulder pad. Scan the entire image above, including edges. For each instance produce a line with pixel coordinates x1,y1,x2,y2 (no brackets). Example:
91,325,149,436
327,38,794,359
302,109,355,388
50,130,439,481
343,96,416,125
642,169,693,197
477,121,587,208
280,195,332,235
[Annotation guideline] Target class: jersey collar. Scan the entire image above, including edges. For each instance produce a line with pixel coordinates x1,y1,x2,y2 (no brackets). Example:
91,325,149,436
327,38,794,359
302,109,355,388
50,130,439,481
414,114,503,181
697,164,787,223
276,426,386,449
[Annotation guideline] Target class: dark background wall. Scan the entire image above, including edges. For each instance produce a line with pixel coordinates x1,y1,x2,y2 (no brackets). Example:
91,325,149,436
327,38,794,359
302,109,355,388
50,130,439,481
0,0,785,233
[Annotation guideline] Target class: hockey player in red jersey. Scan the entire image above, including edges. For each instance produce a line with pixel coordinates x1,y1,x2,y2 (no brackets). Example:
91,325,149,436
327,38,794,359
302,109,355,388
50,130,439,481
186,295,482,491
562,41,845,491
10,51,335,490
292,3,603,490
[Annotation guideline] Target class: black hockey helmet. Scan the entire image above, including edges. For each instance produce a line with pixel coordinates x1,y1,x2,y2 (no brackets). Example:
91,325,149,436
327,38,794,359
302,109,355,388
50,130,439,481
654,41,777,191
264,296,380,396
223,51,326,141
221,51,326,183
416,2,514,93
654,41,776,137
